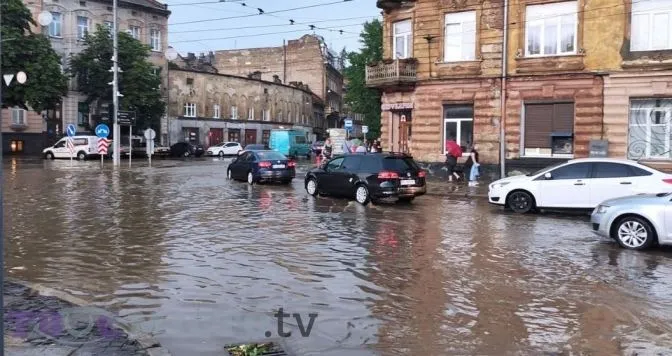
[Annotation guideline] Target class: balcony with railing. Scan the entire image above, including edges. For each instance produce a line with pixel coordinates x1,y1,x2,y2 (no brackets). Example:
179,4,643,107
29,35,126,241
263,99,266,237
365,59,418,88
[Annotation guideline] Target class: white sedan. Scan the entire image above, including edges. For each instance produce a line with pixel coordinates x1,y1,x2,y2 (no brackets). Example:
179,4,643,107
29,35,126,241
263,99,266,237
488,158,672,213
206,142,242,157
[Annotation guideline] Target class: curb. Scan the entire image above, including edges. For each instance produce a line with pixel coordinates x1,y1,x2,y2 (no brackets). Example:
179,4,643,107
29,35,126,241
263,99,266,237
5,277,171,356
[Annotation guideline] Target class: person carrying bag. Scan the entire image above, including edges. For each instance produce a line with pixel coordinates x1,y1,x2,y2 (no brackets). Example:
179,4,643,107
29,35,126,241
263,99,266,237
445,137,462,182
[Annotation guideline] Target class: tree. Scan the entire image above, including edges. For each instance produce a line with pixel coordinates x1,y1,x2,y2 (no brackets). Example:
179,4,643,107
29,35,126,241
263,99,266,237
70,26,163,131
343,20,383,139
1,0,68,112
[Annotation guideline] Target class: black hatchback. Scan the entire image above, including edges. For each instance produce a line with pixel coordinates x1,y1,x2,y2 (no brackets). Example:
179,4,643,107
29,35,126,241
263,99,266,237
227,150,296,185
304,153,427,205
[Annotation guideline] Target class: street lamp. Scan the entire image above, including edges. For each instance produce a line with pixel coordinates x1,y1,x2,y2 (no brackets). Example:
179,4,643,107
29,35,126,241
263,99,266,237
164,47,177,146
0,9,52,355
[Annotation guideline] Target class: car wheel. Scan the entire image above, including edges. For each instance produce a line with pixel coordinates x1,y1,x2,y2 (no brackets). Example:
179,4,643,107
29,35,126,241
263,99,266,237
77,151,87,160
219,151,225,157
247,171,255,185
355,184,371,205
227,169,233,180
305,178,318,196
183,151,190,157
506,190,535,214
613,216,656,250
45,152,55,160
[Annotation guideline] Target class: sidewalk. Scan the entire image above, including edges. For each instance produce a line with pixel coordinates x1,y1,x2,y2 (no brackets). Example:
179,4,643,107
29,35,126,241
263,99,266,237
3,280,170,356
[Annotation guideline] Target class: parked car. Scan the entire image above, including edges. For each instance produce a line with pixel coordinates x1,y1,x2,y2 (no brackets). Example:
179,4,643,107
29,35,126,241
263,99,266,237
243,144,268,152
591,192,672,250
311,141,325,155
43,136,100,160
488,158,672,214
227,150,296,185
170,142,204,157
207,142,243,157
304,153,427,205
269,129,311,158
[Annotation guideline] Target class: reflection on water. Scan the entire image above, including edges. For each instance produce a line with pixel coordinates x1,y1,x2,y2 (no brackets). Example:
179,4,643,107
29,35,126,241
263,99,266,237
4,159,672,355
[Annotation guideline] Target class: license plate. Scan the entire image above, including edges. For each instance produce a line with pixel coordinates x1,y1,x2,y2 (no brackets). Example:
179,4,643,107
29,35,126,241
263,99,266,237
272,164,286,169
400,179,415,186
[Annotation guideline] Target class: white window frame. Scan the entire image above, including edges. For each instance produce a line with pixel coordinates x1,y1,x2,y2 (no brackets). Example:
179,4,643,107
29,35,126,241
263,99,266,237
393,19,412,59
231,105,238,119
49,12,62,38
263,109,270,121
444,11,477,62
213,104,220,118
103,21,113,30
150,29,161,51
184,103,196,117
11,107,26,125
628,99,672,159
77,16,90,40
631,0,672,51
442,118,473,155
248,108,254,120
129,26,141,40
525,1,578,57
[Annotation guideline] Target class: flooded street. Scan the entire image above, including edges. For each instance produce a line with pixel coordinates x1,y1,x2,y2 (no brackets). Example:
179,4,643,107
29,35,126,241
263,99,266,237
4,157,672,355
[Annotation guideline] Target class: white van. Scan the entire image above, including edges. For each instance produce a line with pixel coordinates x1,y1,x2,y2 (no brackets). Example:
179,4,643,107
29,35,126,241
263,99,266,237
43,136,101,160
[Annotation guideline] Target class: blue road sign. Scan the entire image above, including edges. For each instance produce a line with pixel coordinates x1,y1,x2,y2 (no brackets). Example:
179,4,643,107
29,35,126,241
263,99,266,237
95,124,110,138
66,124,77,137
344,119,353,128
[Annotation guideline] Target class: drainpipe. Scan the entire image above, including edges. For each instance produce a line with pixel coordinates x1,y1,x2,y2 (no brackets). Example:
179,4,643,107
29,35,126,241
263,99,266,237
499,0,509,179
283,39,287,84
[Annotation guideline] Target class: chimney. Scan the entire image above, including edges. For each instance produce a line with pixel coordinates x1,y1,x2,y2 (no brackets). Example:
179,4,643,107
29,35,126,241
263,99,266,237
272,75,281,84
247,71,262,80
207,51,215,64
187,52,196,61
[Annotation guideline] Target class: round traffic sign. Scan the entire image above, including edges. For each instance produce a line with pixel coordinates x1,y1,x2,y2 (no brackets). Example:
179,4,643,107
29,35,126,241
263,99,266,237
144,128,156,140
66,124,77,137
95,123,110,138
16,71,27,84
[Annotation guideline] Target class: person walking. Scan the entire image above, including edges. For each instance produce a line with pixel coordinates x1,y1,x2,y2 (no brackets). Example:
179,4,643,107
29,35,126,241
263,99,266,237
445,135,462,182
322,137,333,162
464,144,480,187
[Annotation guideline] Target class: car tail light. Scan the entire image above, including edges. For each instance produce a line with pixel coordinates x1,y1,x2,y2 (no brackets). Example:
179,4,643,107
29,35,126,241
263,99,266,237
288,161,296,167
663,178,672,184
378,171,399,179
418,170,426,178
258,161,272,168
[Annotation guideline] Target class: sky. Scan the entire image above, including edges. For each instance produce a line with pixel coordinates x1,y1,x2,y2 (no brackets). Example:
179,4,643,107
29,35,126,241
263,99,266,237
164,0,382,56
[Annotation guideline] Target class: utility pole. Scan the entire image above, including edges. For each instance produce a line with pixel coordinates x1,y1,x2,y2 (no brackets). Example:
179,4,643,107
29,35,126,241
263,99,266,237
112,0,120,165
0,2,5,353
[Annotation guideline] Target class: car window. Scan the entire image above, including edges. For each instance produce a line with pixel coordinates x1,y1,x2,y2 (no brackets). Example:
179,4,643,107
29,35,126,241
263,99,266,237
382,157,420,171
241,152,254,162
358,156,383,172
630,166,654,176
73,138,87,146
295,136,307,144
342,156,362,172
548,162,593,180
593,162,638,178
256,151,286,160
54,140,66,148
226,143,238,147
326,157,344,172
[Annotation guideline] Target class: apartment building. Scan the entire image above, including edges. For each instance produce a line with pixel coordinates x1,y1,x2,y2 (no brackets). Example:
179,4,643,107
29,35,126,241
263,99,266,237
369,0,672,171
15,0,169,151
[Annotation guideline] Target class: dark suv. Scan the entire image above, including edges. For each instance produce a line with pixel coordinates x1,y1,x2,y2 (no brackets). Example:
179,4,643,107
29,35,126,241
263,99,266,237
304,153,427,205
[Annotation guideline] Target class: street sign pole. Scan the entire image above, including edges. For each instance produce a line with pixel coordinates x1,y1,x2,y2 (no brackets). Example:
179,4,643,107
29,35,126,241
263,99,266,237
129,124,132,168
112,0,120,166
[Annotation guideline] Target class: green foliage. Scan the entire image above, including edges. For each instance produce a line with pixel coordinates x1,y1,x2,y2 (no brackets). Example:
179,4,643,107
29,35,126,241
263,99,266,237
343,20,383,140
70,26,164,130
1,0,68,112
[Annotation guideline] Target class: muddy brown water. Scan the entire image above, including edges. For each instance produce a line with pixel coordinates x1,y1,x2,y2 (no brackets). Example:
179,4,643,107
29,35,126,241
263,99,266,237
4,157,672,355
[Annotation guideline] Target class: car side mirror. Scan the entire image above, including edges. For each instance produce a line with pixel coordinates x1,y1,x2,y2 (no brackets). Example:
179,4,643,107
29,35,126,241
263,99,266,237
544,172,552,180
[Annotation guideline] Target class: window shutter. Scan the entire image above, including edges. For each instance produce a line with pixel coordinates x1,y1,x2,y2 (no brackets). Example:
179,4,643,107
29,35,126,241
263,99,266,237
525,104,554,148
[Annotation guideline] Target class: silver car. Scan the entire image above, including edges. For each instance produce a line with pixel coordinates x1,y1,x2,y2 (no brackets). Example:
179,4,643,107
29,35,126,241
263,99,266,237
591,193,672,250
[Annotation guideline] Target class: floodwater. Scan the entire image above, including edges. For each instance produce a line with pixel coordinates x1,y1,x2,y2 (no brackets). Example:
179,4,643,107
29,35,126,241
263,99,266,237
4,157,672,355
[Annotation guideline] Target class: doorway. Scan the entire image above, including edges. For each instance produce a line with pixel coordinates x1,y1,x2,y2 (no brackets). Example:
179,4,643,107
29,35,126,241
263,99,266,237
209,128,224,147
244,129,257,146
390,110,412,152
228,129,241,142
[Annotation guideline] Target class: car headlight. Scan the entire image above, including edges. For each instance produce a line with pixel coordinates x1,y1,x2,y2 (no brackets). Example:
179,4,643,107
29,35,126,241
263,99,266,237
492,182,510,189
595,205,610,214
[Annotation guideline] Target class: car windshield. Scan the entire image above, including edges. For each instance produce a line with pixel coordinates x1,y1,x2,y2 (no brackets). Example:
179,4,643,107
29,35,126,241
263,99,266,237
527,162,567,176
382,157,420,171
256,151,287,160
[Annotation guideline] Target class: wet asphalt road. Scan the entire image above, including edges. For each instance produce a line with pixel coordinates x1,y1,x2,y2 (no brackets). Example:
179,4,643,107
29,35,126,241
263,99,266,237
4,156,672,355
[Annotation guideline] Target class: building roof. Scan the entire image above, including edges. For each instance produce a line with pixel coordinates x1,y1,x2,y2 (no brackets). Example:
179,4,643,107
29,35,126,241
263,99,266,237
100,0,170,15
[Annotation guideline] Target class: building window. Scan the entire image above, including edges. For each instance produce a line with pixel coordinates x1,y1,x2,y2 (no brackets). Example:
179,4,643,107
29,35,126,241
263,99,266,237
263,109,270,121
103,21,113,31
228,129,241,142
248,108,255,120
231,105,238,119
631,0,672,51
213,104,220,118
262,130,271,145
10,140,24,153
523,102,575,157
444,11,476,62
77,16,90,40
443,105,473,154
49,12,62,37
525,1,577,57
129,26,141,40
184,103,196,117
150,29,161,51
301,114,305,124
11,107,26,125
628,99,672,159
393,19,412,59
